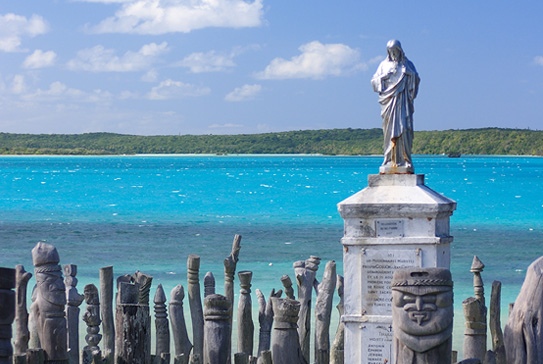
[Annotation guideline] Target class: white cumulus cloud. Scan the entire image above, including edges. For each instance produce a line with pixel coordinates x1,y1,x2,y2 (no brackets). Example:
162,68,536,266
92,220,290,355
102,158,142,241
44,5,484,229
22,50,57,69
534,56,543,66
3,77,106,103
225,84,261,102
147,79,210,100
0,13,49,52
88,0,264,35
256,41,365,80
175,50,236,73
67,42,168,72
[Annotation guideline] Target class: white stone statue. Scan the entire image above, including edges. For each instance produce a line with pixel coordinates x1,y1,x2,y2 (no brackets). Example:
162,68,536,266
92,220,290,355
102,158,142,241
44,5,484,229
371,40,420,174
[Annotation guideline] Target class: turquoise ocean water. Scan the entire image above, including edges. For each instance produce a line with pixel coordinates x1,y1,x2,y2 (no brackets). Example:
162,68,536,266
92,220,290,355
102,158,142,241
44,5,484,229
1,155,543,355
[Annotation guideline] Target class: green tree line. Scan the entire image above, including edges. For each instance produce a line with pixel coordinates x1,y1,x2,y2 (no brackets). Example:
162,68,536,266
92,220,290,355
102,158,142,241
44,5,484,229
0,128,541,156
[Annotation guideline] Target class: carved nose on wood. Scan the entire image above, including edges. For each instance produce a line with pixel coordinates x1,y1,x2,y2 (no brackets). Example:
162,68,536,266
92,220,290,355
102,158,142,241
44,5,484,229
415,296,424,311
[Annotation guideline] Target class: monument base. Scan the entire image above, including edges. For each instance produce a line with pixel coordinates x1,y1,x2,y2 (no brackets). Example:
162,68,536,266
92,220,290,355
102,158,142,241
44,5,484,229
379,164,414,174
338,173,456,364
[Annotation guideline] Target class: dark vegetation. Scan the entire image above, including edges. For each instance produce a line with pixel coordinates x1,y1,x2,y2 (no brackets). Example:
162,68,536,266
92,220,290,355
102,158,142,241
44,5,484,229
0,128,541,156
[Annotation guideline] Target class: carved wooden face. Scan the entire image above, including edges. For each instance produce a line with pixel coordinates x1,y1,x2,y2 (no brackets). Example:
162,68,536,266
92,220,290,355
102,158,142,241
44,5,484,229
392,286,453,336
36,271,66,307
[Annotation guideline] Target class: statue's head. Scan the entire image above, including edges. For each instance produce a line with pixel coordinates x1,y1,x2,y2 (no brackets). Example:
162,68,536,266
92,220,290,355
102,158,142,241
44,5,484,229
386,39,404,62
391,268,453,339
32,242,66,307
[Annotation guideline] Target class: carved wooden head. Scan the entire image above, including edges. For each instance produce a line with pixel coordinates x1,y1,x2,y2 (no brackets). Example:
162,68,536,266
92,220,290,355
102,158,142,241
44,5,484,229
391,268,453,353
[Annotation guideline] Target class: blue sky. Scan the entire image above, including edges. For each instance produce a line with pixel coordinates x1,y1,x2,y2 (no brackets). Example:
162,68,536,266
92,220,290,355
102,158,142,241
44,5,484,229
1,1,542,135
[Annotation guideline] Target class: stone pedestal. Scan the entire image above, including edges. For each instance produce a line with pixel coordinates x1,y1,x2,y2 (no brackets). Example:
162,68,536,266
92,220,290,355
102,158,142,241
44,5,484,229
337,174,456,364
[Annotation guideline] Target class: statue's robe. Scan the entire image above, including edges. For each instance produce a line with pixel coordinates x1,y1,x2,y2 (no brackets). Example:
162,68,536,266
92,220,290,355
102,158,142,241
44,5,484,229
371,57,419,171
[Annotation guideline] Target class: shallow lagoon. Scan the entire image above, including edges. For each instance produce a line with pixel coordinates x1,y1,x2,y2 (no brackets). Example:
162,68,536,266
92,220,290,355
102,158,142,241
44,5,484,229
1,155,542,355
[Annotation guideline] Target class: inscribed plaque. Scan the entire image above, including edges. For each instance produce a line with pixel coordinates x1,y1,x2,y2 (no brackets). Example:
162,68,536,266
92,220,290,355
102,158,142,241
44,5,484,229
376,219,405,237
361,322,394,364
361,248,421,315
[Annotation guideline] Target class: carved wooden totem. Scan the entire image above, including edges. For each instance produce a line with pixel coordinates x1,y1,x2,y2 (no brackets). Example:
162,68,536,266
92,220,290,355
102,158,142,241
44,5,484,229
187,255,204,360
99,266,115,364
14,265,32,358
293,255,320,362
271,297,307,364
170,285,192,364
237,271,254,357
82,284,102,364
154,284,170,363
64,264,84,364
31,242,68,364
0,267,16,364
391,268,454,364
256,288,282,357
203,294,232,364
314,261,336,364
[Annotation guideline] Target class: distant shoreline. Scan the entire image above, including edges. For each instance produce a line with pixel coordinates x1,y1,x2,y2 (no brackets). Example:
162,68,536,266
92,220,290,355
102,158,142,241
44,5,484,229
0,154,541,159
0,127,542,156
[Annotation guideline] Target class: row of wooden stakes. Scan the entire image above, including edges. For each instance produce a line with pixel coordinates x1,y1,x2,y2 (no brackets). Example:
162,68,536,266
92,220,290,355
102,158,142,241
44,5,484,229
2,236,542,364
0,235,343,364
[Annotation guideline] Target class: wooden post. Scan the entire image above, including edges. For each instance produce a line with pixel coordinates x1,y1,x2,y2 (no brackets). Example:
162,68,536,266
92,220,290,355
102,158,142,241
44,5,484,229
14,265,32,359
170,285,192,362
504,256,543,364
271,297,307,364
224,235,242,364
82,284,102,364
189,354,201,364
489,281,506,364
224,235,242,304
64,264,85,364
187,255,204,360
280,275,294,300
234,353,248,364
293,255,320,362
204,272,215,298
99,266,115,364
237,271,254,357
203,294,232,364
256,289,281,357
485,350,497,364
463,256,487,362
28,286,40,350
472,256,485,305
256,351,272,364
31,242,68,364
115,281,151,364
330,275,344,364
25,349,45,364
0,267,15,364
133,271,153,305
314,261,336,364
154,284,170,364
463,297,487,361
133,271,152,363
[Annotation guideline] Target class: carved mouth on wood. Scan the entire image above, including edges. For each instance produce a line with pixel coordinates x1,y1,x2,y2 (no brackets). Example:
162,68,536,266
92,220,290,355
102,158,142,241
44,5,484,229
409,312,429,325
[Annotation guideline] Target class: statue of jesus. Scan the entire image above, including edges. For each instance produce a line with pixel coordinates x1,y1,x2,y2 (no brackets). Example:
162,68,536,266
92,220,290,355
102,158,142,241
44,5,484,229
371,40,420,174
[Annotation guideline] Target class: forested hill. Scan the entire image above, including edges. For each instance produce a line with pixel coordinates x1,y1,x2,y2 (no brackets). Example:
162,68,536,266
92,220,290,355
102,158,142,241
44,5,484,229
0,128,541,156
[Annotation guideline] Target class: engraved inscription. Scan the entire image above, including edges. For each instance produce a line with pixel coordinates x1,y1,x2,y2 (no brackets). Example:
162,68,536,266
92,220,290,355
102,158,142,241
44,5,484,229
361,249,420,316
362,323,394,364
376,219,404,237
